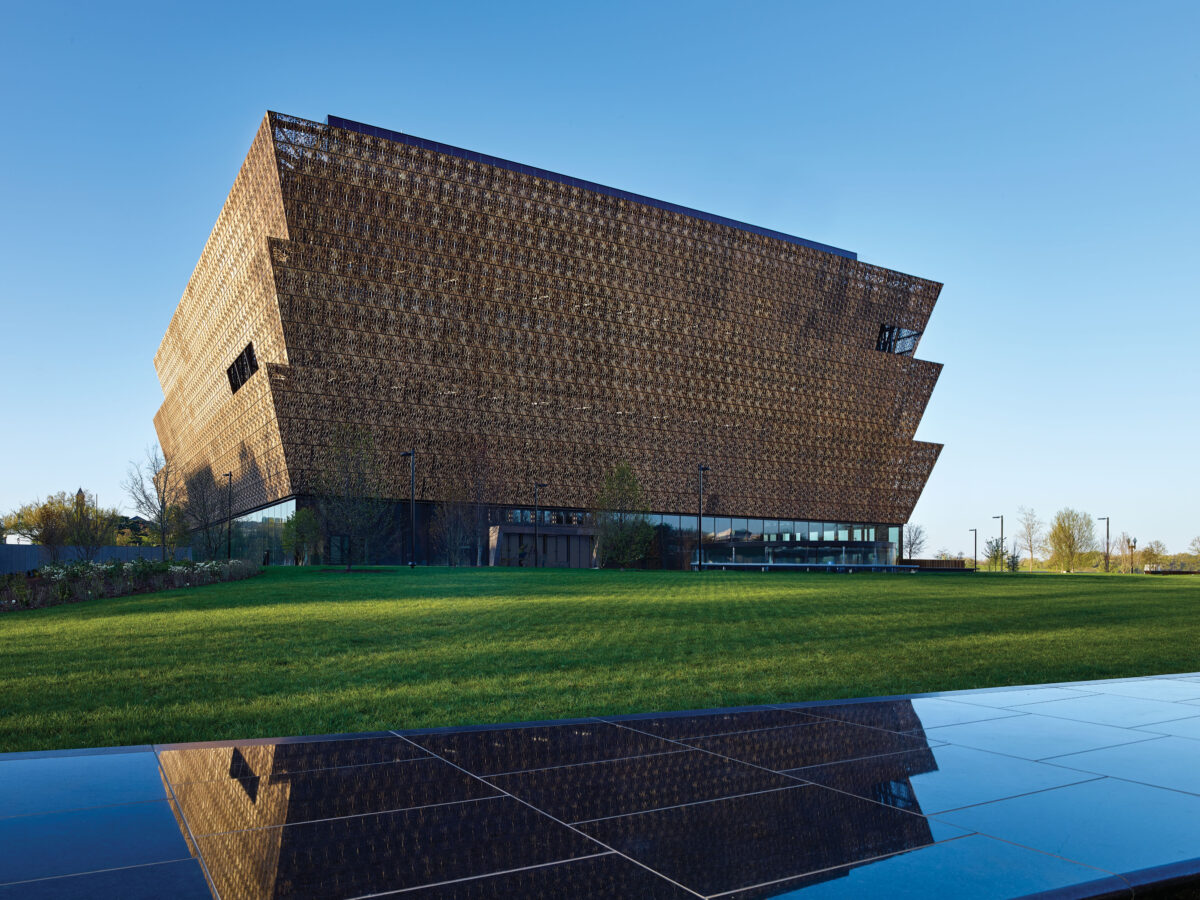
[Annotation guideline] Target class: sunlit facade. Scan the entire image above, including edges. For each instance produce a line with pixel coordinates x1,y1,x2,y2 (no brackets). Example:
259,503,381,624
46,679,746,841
155,112,943,567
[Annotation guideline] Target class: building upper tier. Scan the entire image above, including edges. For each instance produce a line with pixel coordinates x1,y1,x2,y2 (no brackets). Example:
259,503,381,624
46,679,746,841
326,115,858,262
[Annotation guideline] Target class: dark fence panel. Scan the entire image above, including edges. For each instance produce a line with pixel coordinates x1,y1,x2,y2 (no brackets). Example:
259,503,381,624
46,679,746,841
0,545,193,575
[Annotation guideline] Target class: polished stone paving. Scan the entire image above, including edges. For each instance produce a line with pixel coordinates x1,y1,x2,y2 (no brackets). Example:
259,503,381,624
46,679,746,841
4,674,1200,898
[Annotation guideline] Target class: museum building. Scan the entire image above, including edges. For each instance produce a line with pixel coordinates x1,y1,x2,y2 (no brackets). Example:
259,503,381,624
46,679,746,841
153,111,944,567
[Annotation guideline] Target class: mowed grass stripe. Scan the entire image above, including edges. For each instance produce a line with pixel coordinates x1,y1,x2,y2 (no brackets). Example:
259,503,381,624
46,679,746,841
0,568,1196,752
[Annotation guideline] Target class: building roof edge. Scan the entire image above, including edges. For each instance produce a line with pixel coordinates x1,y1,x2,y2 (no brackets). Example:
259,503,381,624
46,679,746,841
324,114,857,261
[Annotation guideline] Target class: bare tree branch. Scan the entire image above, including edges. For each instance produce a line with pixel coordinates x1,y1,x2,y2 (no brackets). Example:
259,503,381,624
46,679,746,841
122,444,182,562
903,523,927,559
182,467,227,561
1016,506,1043,573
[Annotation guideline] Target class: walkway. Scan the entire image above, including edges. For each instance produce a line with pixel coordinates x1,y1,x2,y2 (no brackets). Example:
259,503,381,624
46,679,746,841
3,673,1200,898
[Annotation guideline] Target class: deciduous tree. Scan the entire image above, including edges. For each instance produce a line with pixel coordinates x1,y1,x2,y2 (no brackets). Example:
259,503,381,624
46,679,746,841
593,462,654,569
1046,508,1096,573
983,536,1006,571
315,426,390,571
1116,532,1138,574
430,496,473,566
68,489,120,562
4,495,72,562
902,524,927,559
1141,540,1167,572
123,444,183,562
1016,506,1043,573
182,468,227,561
281,507,320,565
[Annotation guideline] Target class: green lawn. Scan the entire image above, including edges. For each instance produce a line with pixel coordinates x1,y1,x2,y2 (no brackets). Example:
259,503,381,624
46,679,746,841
1,567,1197,752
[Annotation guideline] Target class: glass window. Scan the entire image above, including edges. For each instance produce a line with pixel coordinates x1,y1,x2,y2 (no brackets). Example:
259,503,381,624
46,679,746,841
876,324,922,355
838,524,850,541
226,342,259,394
747,519,764,540
229,497,295,565
823,522,836,541
730,518,747,539
715,518,732,540
764,520,779,539
889,526,900,544
853,526,863,541
702,516,716,540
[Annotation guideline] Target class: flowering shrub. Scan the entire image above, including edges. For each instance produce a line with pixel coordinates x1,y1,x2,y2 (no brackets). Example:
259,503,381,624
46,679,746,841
1,558,260,612
0,574,32,609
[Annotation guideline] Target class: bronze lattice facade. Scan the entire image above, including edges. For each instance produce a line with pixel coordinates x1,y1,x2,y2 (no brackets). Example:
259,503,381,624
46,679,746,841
154,111,943,566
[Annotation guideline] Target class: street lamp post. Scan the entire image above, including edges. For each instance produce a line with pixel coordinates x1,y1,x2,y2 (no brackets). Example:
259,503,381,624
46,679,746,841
400,449,416,568
1130,537,1138,575
697,464,710,571
224,472,233,561
533,482,548,568
992,515,1004,572
969,528,977,573
1098,516,1110,573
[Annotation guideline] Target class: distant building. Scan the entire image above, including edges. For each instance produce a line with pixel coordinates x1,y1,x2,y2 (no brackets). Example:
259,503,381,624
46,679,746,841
154,112,943,566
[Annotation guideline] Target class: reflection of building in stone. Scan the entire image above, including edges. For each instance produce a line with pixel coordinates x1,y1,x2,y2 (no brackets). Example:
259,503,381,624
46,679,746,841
160,744,287,900
160,704,945,899
731,701,942,898
787,699,941,813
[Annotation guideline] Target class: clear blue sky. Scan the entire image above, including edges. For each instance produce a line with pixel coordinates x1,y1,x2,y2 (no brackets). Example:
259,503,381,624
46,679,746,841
2,0,1196,556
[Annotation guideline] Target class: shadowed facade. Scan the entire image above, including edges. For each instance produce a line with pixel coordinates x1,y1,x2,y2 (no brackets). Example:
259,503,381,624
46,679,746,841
154,112,943,566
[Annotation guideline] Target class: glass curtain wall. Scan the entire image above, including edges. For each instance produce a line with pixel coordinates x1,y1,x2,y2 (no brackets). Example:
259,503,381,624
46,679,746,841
205,499,901,569
230,498,295,565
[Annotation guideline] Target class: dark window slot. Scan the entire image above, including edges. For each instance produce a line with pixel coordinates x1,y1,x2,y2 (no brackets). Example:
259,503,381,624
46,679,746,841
227,342,259,394
876,324,921,356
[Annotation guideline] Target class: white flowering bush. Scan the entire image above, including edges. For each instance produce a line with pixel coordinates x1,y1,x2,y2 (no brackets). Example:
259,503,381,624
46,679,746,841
2,557,261,612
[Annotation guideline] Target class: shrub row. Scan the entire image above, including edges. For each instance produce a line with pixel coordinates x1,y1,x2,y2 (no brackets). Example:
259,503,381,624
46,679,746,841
1,558,260,612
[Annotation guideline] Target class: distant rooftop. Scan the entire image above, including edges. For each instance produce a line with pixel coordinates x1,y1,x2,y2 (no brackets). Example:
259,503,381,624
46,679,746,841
326,115,857,261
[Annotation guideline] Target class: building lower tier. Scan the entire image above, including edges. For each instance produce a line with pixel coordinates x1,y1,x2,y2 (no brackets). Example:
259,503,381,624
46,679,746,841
204,496,903,570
